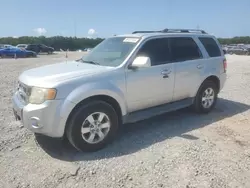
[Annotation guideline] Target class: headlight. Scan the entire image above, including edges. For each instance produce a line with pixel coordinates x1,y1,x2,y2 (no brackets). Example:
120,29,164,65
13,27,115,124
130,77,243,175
29,87,57,104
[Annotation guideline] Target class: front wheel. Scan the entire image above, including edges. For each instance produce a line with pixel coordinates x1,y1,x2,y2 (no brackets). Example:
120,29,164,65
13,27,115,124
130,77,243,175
193,81,218,113
66,101,119,152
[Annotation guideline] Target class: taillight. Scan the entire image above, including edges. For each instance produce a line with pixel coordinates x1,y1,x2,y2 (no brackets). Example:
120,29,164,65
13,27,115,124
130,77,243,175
223,59,227,73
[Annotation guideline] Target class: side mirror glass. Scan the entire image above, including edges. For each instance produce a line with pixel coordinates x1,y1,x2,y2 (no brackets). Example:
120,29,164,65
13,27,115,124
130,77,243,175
128,56,151,69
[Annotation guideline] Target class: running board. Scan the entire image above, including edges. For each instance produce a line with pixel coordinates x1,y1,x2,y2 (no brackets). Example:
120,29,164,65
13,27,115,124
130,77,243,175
123,98,194,124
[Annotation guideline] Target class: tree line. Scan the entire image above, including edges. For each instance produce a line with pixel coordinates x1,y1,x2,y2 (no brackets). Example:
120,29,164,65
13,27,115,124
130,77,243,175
0,36,104,51
218,37,250,45
0,36,250,50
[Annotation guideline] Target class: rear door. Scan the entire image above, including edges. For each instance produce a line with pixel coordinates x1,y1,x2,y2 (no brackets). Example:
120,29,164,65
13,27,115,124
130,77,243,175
27,45,38,53
39,44,47,52
170,37,204,101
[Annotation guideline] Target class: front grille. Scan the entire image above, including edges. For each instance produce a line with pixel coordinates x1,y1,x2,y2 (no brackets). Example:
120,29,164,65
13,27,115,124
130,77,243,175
17,81,30,104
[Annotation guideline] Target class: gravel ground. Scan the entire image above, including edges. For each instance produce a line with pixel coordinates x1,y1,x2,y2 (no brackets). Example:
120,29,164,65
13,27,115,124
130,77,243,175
0,53,250,188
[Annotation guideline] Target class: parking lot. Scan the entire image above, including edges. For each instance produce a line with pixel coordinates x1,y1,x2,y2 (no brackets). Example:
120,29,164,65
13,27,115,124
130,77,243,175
0,53,250,188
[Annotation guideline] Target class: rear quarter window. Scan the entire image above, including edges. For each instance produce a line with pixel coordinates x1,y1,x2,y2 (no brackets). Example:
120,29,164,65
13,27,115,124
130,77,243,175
199,37,222,57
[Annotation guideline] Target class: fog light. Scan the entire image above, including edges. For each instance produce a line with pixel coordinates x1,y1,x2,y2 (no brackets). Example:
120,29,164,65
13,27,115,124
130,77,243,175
30,117,42,129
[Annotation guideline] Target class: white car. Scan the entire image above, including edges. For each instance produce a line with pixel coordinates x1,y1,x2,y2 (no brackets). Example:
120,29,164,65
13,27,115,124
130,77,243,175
16,44,28,49
12,28,227,152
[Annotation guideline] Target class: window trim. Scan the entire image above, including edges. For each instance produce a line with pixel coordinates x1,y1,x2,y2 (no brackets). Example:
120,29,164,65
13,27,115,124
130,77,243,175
135,37,171,66
124,35,172,69
125,35,204,69
169,37,203,63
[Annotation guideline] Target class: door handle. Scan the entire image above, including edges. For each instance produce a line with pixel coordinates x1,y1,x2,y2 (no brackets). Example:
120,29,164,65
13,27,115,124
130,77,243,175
161,69,171,75
197,64,204,69
161,69,171,78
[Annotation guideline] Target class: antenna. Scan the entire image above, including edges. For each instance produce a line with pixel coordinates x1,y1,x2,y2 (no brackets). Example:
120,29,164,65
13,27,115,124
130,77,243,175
74,20,77,38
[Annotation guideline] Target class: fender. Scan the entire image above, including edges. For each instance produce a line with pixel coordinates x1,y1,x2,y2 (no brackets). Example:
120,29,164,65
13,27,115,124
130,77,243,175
61,81,127,116
193,74,220,99
56,81,127,137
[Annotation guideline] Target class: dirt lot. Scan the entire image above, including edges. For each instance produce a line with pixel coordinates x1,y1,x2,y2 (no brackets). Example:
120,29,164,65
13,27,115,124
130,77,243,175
0,53,250,188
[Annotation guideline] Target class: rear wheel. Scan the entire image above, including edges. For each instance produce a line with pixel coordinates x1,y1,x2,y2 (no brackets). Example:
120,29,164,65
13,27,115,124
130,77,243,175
66,100,119,152
193,81,218,113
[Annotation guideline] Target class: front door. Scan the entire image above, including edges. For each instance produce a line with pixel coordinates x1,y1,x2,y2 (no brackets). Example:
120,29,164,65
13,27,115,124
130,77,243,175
4,48,12,57
125,38,175,112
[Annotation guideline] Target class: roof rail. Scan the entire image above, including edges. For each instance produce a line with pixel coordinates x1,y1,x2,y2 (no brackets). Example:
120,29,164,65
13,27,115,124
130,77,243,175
132,28,207,34
132,30,161,34
162,28,207,34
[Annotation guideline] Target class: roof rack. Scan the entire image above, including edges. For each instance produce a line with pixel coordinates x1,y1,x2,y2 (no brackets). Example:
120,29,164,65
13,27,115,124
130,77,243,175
132,28,207,34
132,30,162,34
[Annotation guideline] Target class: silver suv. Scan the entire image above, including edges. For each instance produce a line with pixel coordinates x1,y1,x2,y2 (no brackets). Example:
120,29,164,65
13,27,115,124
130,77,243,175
12,28,227,152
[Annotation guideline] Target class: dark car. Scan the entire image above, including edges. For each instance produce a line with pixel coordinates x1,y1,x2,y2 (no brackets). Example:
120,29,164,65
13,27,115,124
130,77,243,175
25,44,54,54
227,46,250,55
0,47,37,58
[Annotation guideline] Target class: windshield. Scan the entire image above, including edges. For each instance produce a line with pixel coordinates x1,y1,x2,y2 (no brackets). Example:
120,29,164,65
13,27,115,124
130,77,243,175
81,37,140,67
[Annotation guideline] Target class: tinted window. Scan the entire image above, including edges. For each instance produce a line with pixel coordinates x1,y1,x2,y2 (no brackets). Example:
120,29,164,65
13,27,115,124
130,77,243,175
199,37,221,57
170,37,201,62
137,38,170,66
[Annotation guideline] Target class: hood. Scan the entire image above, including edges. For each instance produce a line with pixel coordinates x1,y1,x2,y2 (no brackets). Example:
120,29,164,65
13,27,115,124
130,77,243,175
19,61,114,87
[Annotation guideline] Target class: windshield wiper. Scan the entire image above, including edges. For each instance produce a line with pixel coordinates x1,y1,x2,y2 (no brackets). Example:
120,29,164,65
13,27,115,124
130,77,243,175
77,59,100,65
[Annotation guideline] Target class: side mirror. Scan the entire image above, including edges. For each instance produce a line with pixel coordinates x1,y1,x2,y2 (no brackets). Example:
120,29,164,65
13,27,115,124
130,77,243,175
128,56,151,69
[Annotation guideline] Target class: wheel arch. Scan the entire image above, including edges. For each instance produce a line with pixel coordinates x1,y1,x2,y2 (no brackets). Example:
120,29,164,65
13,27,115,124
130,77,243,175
64,94,123,137
195,75,220,98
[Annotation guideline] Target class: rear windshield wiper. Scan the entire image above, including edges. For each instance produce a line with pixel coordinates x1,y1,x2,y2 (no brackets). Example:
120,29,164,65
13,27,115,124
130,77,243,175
77,59,100,65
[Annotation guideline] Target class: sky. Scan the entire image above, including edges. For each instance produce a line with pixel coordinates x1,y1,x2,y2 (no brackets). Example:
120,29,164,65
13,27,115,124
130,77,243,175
1,0,250,38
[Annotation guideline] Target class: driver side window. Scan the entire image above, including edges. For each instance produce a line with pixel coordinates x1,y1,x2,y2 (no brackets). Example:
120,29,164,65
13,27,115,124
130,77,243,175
136,38,170,66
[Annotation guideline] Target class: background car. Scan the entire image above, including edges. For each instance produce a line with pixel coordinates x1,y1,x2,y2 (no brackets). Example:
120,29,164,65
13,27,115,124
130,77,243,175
25,44,54,54
0,47,37,58
0,44,15,49
86,48,93,52
227,46,249,55
16,44,28,49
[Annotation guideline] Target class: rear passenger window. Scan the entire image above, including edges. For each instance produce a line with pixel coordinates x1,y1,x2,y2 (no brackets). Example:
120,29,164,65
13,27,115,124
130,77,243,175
199,37,221,57
137,38,170,66
170,37,202,62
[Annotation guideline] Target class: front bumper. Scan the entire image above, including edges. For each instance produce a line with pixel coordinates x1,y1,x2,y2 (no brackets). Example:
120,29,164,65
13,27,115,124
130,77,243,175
12,91,66,138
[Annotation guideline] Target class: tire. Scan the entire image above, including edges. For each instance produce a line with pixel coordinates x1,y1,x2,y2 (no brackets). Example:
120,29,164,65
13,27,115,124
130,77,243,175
193,80,218,114
66,100,119,152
